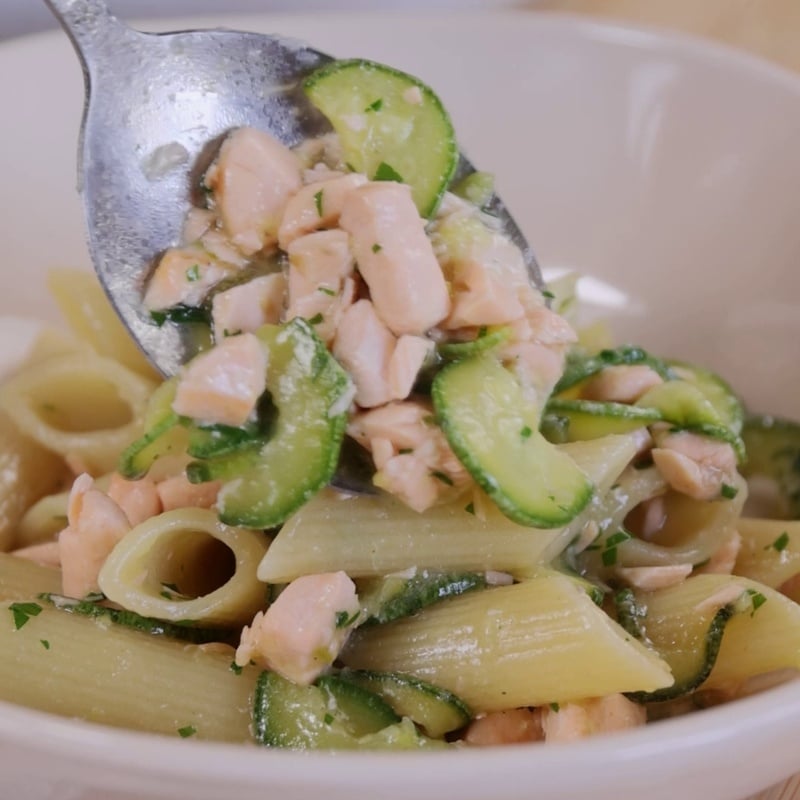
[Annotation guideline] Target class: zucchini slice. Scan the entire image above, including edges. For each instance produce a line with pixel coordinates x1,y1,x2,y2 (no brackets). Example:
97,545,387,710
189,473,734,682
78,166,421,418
615,580,751,702
544,398,662,441
39,593,233,645
741,414,800,519
432,354,592,528
197,319,352,528
252,671,432,749
437,326,512,361
667,360,744,436
357,570,487,625
118,378,183,479
554,345,672,396
338,669,472,738
303,58,458,217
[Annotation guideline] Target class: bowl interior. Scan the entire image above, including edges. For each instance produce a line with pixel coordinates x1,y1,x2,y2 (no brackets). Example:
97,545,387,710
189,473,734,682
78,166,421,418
1,10,800,800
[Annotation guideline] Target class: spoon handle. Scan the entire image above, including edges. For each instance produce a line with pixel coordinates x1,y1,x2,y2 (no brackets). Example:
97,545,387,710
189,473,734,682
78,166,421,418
42,0,135,66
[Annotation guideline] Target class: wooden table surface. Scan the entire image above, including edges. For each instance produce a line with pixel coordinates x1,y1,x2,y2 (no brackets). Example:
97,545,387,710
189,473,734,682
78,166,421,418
530,2,799,798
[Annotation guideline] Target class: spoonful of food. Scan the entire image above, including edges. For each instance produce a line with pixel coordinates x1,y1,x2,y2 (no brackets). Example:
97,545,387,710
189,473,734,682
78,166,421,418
43,0,576,524
44,0,544,378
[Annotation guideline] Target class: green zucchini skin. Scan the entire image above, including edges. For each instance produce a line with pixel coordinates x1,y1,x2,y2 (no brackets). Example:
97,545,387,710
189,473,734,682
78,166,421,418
337,669,472,738
615,588,736,703
554,346,673,395
303,58,458,217
432,354,592,528
358,570,488,626
252,670,435,750
39,593,235,645
741,414,800,518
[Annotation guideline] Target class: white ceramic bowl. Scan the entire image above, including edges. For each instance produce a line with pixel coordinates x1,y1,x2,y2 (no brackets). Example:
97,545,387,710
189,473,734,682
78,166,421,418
2,11,800,800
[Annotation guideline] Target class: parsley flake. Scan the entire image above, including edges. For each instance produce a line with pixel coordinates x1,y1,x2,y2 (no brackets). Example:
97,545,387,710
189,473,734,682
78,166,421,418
314,189,324,217
746,588,767,615
177,725,197,738
185,264,200,282
541,290,556,300
324,713,335,725
335,610,360,629
374,161,404,183
720,483,739,500
464,502,475,515
229,661,243,676
9,602,42,630
40,639,50,650
307,313,324,325
431,470,454,486
520,425,533,439
318,286,336,297
768,531,790,552
365,98,384,112
372,243,382,253
549,702,560,712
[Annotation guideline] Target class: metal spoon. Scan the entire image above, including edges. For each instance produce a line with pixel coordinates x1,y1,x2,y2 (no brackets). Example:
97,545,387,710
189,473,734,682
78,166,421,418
44,0,543,378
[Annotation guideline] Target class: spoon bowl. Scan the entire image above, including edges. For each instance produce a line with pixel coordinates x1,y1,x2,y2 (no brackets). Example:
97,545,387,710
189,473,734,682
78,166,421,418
45,0,543,377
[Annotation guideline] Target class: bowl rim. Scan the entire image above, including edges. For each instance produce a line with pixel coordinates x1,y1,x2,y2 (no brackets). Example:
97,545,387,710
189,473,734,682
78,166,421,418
3,7,800,794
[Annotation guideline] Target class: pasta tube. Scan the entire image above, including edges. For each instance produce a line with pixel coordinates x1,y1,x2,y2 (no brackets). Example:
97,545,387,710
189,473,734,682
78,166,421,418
99,508,269,626
0,602,258,741
260,432,640,583
0,410,68,551
342,574,673,712
0,352,156,475
0,553,61,601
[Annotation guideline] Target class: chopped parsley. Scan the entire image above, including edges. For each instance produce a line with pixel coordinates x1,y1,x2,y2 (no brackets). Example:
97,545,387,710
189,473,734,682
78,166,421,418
520,425,533,439
40,639,50,650
318,286,336,297
185,264,200,282
314,189,324,217
430,470,454,486
720,483,739,500
150,304,211,327
372,242,383,253
767,531,790,552
601,530,632,567
477,325,488,339
177,725,197,738
541,290,556,300
464,502,475,515
9,602,42,630
335,610,360,629
422,414,437,427
374,161,404,183
398,448,413,455
365,98,384,112
229,661,243,676
307,313,324,325
323,713,335,725
549,702,560,712
746,588,767,615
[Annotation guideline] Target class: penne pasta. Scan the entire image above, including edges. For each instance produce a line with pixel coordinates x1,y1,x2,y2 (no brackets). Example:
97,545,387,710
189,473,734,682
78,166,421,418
47,268,160,381
0,351,156,475
0,552,62,601
259,432,640,583
0,601,258,741
99,508,270,626
342,574,673,712
0,410,69,552
734,518,800,589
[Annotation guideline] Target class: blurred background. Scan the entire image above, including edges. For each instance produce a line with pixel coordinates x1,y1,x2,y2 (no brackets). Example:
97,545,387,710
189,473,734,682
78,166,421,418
2,0,798,74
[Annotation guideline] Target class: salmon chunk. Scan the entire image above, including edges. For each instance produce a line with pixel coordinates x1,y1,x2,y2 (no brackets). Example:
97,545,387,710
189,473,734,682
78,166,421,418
144,245,234,311
278,172,367,249
339,182,450,336
211,273,287,340
235,571,360,685
59,474,131,599
172,333,267,427
333,300,396,408
541,694,646,743
205,127,302,255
